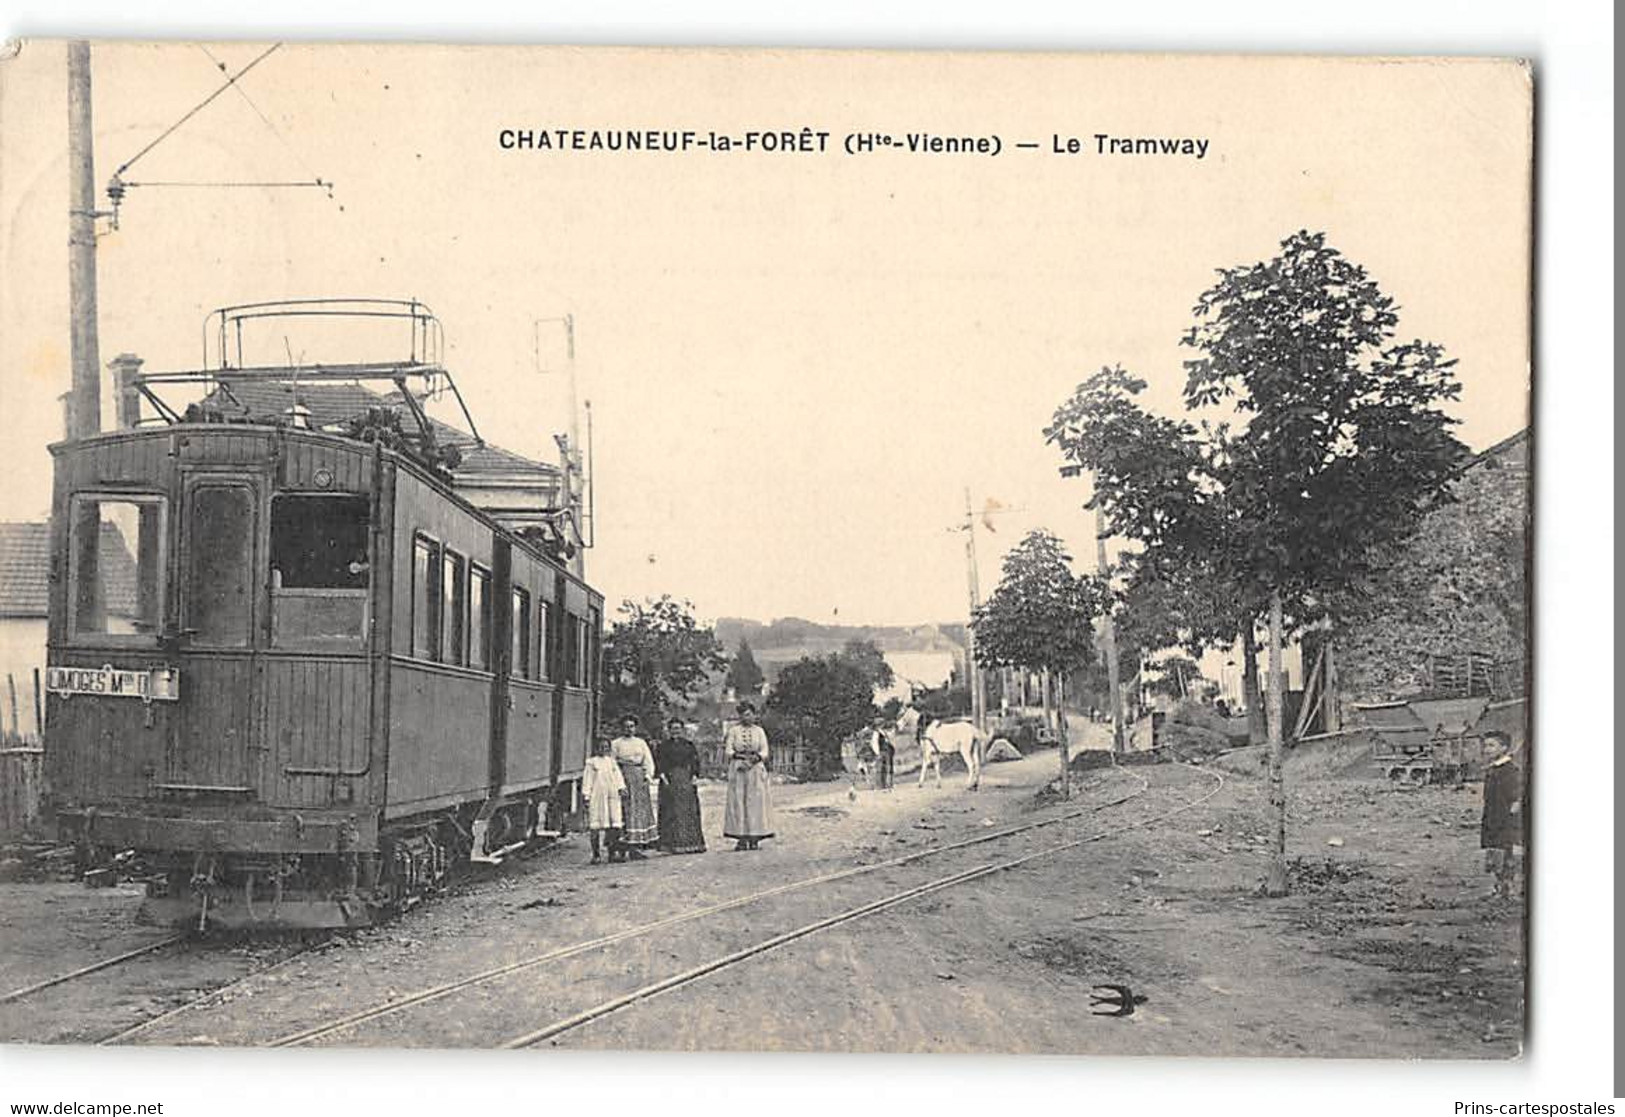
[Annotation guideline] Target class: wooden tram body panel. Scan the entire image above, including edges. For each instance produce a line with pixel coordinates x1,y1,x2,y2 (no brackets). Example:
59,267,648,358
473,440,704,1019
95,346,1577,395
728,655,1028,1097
45,424,601,927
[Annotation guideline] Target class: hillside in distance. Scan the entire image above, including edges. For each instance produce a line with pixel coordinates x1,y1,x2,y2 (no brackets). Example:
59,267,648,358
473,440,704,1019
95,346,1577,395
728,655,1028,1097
714,617,968,686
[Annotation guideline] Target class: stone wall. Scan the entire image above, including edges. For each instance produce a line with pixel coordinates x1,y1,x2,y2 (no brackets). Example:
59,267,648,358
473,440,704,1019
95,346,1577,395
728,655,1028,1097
1335,431,1529,703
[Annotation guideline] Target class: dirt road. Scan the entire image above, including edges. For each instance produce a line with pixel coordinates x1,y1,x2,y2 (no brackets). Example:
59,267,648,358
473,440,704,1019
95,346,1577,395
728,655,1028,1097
0,745,1523,1057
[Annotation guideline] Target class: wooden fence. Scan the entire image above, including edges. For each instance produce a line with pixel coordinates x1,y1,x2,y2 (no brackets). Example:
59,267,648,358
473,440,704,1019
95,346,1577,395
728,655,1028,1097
0,747,45,840
0,670,45,840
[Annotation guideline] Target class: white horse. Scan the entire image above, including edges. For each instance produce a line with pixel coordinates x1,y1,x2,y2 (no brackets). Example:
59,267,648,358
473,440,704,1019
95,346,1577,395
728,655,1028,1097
897,708,985,791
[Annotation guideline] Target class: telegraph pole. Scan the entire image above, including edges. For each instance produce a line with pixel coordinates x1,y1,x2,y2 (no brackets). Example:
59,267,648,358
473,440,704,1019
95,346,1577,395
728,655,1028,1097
582,398,595,552
1096,507,1124,753
67,41,102,438
538,314,586,579
962,488,985,733
562,314,584,579
66,41,105,634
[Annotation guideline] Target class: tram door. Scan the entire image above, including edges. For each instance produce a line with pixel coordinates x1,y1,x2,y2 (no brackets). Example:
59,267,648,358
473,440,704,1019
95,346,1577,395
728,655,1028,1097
168,476,261,793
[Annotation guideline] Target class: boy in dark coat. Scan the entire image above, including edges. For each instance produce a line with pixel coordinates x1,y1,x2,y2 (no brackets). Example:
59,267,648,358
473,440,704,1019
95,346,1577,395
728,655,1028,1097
1480,732,1523,899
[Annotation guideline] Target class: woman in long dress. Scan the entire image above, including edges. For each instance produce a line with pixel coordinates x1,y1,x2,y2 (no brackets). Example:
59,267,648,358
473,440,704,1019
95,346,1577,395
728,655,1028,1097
722,702,774,851
656,717,708,854
610,715,659,861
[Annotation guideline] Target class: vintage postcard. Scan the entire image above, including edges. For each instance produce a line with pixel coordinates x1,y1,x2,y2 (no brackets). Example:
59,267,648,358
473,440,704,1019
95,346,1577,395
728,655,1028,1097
0,43,1531,1058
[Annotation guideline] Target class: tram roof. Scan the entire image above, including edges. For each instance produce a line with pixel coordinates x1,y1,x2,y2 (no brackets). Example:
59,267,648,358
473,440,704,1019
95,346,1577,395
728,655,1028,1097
194,379,558,481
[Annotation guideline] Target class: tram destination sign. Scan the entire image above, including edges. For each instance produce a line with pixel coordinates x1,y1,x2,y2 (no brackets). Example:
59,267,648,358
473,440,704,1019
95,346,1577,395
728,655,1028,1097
45,664,180,703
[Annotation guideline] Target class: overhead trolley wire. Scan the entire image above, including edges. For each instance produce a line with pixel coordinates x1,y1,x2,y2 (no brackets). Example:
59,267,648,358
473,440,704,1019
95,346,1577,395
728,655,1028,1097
115,43,283,177
194,43,335,200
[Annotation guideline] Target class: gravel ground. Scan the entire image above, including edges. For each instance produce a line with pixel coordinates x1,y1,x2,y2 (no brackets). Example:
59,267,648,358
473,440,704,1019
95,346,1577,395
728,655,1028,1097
0,742,1523,1057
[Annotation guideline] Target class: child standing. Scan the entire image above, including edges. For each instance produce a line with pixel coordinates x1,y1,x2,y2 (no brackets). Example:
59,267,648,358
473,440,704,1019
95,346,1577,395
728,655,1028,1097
1480,731,1524,899
582,736,626,864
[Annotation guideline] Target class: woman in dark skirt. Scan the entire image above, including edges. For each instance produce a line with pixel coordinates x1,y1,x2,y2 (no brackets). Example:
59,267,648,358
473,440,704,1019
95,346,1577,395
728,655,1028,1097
656,717,708,854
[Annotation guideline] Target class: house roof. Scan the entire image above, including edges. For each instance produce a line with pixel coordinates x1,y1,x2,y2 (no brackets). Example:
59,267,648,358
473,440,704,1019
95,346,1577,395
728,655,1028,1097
198,380,558,480
0,522,47,617
0,521,139,619
1473,427,1528,466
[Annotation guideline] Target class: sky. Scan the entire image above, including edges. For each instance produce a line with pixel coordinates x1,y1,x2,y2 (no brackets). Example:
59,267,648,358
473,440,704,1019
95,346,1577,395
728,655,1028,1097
0,44,1532,628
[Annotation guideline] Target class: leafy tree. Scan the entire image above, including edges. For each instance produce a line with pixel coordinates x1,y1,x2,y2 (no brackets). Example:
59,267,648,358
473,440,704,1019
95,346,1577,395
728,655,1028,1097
602,595,728,732
725,638,765,697
1111,553,1267,744
971,529,1108,794
909,680,971,722
1145,654,1205,700
766,653,876,775
973,530,1107,675
839,638,896,692
1047,231,1468,893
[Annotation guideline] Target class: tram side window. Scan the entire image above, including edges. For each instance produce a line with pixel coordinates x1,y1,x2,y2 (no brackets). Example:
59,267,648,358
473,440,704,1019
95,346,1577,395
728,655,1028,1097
442,550,467,666
537,600,553,682
68,495,165,642
559,610,576,686
588,605,602,691
577,614,591,687
469,565,492,672
511,587,532,678
411,535,441,660
565,612,589,687
270,494,369,645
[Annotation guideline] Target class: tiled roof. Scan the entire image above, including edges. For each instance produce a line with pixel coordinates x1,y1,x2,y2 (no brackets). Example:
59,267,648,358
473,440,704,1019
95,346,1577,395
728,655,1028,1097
199,380,556,479
0,522,47,616
1472,428,1528,468
0,521,138,619
204,380,395,430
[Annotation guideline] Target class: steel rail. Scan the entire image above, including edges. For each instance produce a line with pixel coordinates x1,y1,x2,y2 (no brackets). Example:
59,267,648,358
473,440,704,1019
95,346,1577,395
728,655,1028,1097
98,940,326,1046
265,767,1151,1048
503,764,1225,1050
0,934,188,1007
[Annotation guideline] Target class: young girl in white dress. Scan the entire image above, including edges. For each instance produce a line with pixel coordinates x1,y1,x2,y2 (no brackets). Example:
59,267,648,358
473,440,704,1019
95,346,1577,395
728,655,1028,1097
582,736,626,864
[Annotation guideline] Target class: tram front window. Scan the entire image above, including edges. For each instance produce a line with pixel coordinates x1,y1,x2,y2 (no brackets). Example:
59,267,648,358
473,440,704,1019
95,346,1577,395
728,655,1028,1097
270,494,369,645
68,495,165,642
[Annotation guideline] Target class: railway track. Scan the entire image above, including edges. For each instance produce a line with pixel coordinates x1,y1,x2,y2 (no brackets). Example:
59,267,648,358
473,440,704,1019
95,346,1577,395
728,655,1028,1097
502,761,1226,1048
236,763,1192,1049
0,930,329,1046
0,933,189,1008
97,940,327,1045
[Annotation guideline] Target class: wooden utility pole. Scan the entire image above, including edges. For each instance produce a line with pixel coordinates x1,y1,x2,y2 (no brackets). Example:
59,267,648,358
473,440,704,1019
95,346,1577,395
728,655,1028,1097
961,488,985,733
562,314,584,580
1323,639,1340,733
1096,508,1124,753
1264,588,1288,896
1054,670,1071,798
67,41,105,633
540,314,586,579
582,398,595,553
67,40,102,438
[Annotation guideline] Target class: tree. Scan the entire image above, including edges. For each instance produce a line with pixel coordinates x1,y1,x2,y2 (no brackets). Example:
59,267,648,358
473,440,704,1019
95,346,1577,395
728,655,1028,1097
1145,654,1206,700
1112,553,1267,744
766,654,876,775
1047,231,1468,894
725,638,765,697
971,529,1108,795
910,680,971,722
602,596,728,732
839,638,896,692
